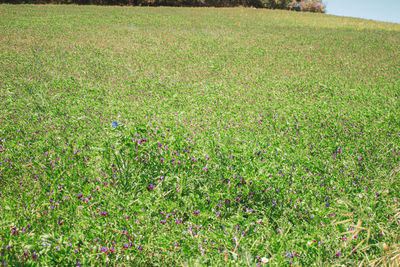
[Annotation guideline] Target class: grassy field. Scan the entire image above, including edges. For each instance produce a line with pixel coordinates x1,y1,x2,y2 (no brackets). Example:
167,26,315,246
0,5,399,266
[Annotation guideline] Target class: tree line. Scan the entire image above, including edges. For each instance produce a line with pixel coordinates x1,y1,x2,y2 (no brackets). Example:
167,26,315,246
0,0,325,12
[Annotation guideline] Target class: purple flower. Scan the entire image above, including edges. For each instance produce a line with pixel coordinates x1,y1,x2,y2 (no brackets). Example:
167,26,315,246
148,184,154,190
193,210,200,215
11,227,18,235
112,121,118,128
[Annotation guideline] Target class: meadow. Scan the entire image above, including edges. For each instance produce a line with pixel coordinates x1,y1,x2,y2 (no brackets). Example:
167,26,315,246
0,5,399,266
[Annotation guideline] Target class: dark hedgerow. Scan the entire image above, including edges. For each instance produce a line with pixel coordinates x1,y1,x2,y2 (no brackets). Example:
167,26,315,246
0,0,326,12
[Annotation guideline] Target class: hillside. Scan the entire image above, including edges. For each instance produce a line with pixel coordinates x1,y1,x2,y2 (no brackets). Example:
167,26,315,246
0,5,399,265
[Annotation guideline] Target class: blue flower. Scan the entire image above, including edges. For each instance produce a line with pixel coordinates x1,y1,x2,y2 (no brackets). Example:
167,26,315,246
112,121,118,128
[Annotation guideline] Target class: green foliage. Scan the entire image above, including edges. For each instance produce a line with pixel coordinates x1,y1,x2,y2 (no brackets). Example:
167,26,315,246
0,5,399,266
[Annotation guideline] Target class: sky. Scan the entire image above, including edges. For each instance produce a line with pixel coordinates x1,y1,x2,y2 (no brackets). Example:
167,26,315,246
325,0,400,24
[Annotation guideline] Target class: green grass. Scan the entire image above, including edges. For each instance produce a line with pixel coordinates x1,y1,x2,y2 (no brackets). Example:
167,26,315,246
0,5,399,266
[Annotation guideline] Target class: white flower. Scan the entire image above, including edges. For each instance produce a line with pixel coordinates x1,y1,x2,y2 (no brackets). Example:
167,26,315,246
261,257,269,263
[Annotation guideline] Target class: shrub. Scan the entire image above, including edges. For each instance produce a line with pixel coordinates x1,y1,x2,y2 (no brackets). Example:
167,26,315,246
289,0,326,13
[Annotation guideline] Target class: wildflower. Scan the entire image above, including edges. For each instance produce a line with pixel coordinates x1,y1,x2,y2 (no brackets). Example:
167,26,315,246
261,257,269,263
193,210,200,215
112,121,118,128
148,184,154,190
11,227,18,235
